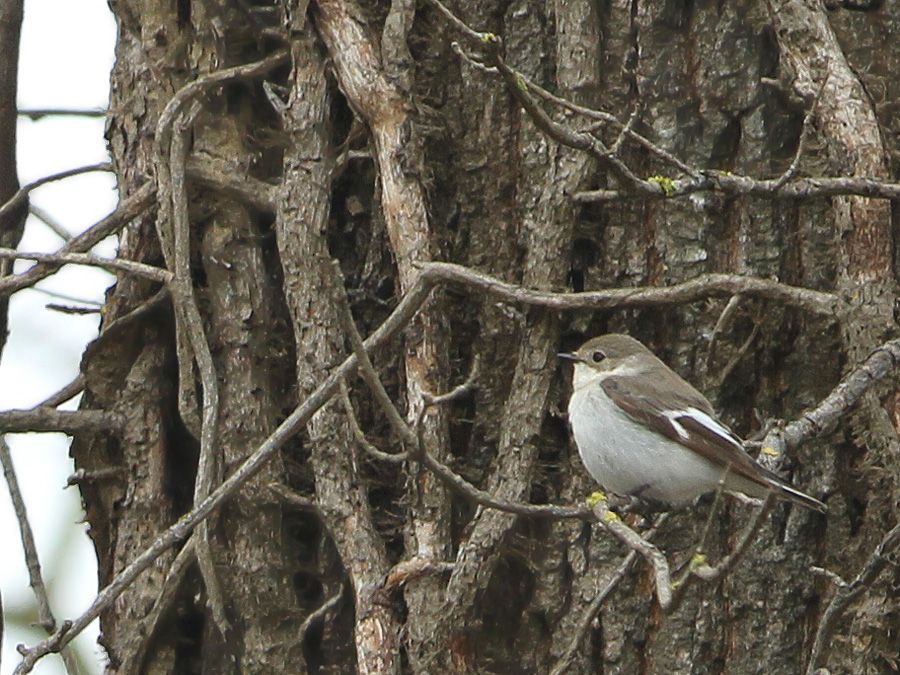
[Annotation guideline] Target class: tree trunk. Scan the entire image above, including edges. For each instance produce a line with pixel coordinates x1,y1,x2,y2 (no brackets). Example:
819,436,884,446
64,1,898,673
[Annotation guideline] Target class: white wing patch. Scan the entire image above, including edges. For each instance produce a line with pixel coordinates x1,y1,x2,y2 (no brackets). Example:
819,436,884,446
663,410,690,440
676,407,744,451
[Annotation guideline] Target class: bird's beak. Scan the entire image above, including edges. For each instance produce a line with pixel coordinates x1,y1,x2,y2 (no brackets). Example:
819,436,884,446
557,352,580,362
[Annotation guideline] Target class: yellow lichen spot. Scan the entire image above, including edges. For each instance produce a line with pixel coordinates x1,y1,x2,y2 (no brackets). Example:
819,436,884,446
603,510,621,523
586,491,607,507
647,175,676,197
515,73,528,92
481,32,498,44
761,446,780,457
690,553,707,569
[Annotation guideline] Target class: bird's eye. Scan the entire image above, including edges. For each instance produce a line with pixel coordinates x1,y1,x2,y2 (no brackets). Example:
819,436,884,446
591,350,606,363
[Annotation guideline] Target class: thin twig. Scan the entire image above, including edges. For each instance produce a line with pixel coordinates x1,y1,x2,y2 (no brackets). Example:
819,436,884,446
714,324,760,388
269,483,317,511
117,538,196,675
168,102,230,640
298,587,344,644
590,498,674,609
27,286,103,307
421,355,480,407
431,0,693,186
707,294,744,365
339,379,408,463
333,261,419,450
18,108,106,119
0,437,81,674
0,183,157,298
550,514,669,675
760,336,900,464
31,375,84,410
773,74,829,190
98,288,171,338
420,445,592,520
0,247,172,283
27,204,71,242
806,521,900,675
66,467,124,487
0,162,112,222
45,304,100,315
185,157,276,213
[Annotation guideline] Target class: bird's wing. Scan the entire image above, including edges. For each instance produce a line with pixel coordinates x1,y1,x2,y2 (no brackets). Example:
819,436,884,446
600,374,772,489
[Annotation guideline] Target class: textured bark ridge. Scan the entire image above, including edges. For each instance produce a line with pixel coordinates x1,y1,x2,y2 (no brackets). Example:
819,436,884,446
6,0,893,673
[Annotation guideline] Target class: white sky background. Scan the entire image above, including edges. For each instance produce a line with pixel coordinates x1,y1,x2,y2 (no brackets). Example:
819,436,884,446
1,1,117,673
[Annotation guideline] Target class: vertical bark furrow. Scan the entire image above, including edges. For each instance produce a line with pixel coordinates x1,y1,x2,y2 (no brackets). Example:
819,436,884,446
276,13,401,674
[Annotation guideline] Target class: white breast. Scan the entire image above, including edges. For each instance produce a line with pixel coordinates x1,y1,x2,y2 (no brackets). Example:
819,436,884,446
567,373,729,505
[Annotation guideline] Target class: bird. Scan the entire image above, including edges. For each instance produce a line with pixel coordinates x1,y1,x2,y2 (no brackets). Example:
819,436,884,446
560,333,826,513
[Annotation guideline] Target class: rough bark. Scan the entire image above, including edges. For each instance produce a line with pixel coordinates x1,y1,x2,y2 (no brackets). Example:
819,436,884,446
19,1,897,674
0,0,26,353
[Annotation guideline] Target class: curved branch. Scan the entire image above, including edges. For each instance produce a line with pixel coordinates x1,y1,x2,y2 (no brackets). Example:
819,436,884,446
761,337,900,461
0,163,112,222
419,261,841,318
0,182,157,298
807,521,900,674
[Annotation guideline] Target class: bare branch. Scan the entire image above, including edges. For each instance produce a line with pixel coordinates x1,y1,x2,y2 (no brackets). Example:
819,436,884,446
11,275,434,673
164,101,230,640
31,375,84,410
339,379,407,464
550,514,669,675
154,51,288,165
590,498,675,609
0,162,112,222
117,538,196,675
298,587,344,645
419,444,592,520
27,204,71,242
1,437,80,673
806,521,900,674
18,108,107,119
0,247,172,283
761,336,900,463
429,0,900,206
0,182,157,298
383,558,454,592
573,173,900,203
0,408,117,434
10,254,887,671
185,157,276,213
419,261,841,318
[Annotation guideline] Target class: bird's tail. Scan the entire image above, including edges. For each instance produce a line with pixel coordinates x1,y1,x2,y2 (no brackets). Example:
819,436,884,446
774,481,827,514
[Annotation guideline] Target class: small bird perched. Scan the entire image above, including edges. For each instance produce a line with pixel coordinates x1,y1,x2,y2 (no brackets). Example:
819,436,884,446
560,334,826,513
